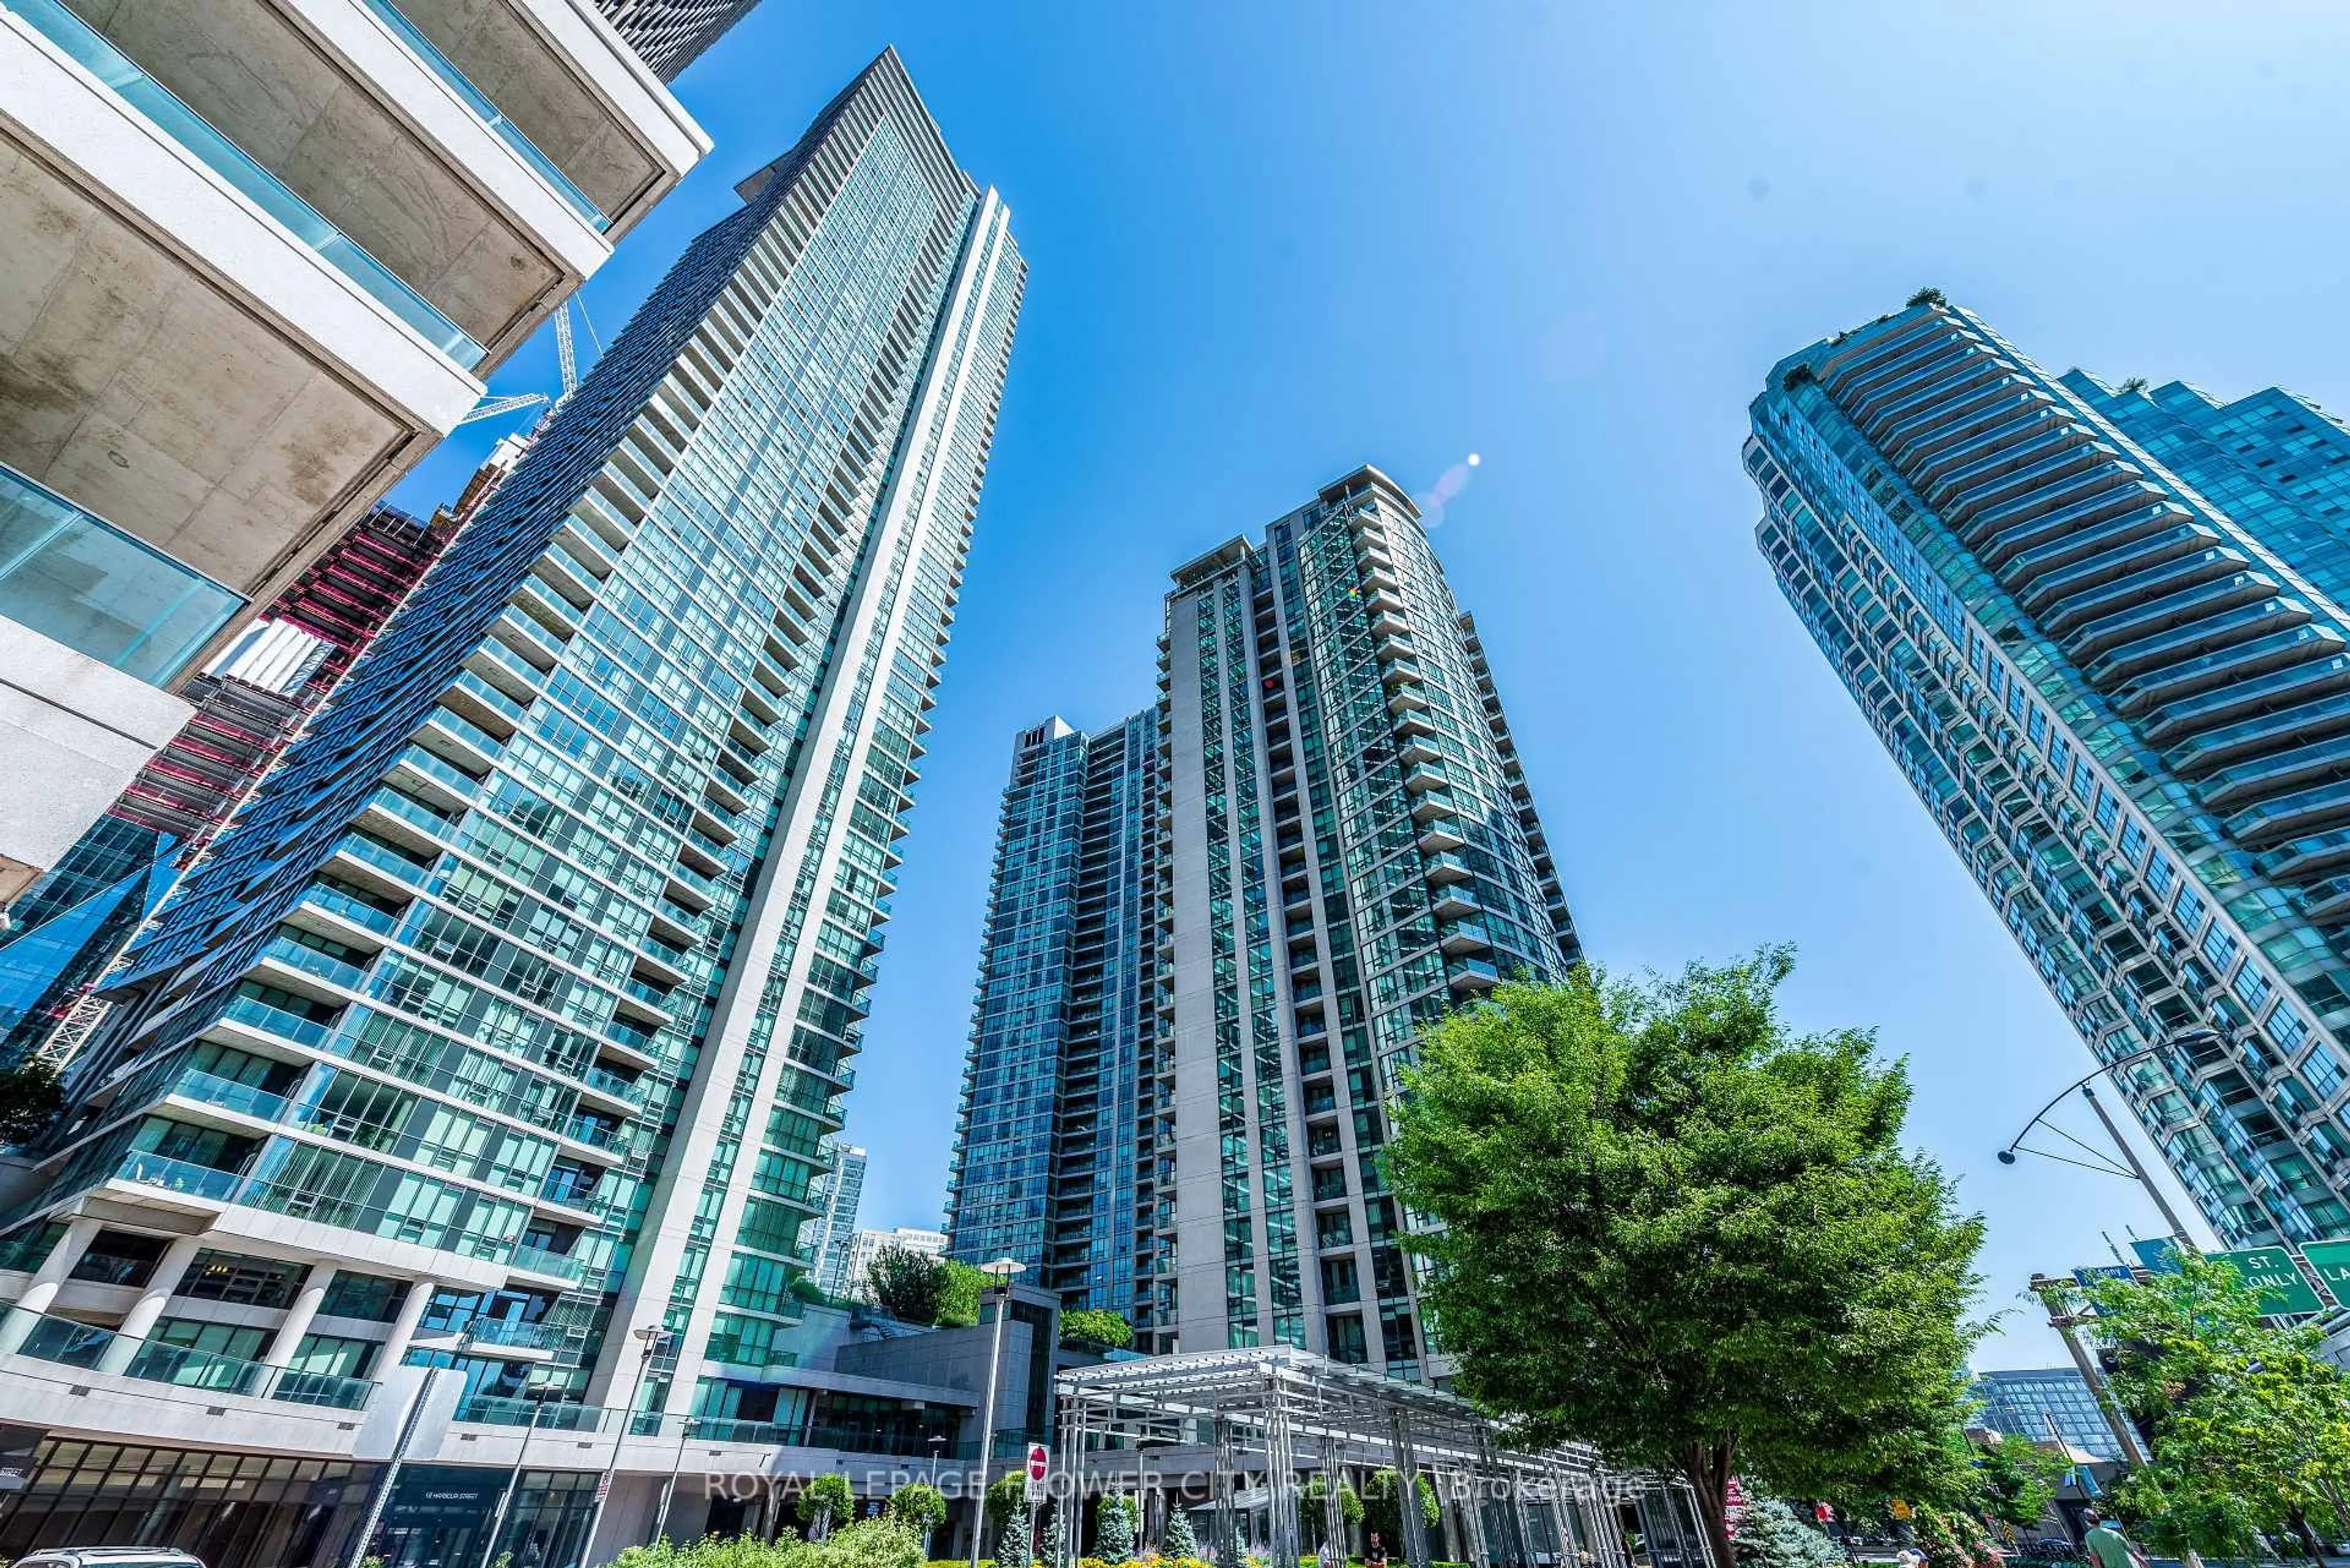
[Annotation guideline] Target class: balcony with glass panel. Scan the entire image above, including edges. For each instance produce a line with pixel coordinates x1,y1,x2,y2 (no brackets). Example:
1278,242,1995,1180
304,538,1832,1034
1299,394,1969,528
0,463,242,688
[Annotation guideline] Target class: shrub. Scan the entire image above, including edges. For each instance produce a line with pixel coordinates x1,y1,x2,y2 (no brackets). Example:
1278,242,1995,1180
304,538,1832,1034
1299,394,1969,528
985,1473,1029,1529
868,1247,950,1321
1160,1512,1199,1559
936,1260,993,1327
1097,1495,1137,1563
1059,1309,1134,1352
890,1482,947,1539
799,1474,856,1539
1906,286,1948,308
1731,1498,1842,1568
824,1518,927,1568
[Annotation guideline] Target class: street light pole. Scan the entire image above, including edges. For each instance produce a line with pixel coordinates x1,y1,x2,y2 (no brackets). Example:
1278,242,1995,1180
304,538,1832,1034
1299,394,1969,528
651,1416,696,1545
2028,1276,2145,1466
1996,1033,2209,1242
968,1257,1028,1568
2080,1083,2195,1242
581,1326,668,1568
344,1324,477,1568
480,1387,550,1568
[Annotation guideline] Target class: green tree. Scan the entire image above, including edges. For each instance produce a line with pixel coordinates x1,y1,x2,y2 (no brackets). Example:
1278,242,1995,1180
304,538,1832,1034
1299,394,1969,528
1969,1433,2061,1533
937,1260,994,1328
1304,1473,1363,1549
1097,1493,1137,1563
867,1246,950,1323
1731,1497,1843,1568
889,1482,946,1550
2076,1252,2350,1559
998,1504,1032,1568
800,1474,856,1540
985,1474,1029,1531
1362,1468,1439,1555
1161,1509,1200,1560
1387,955,1986,1568
1059,1309,1134,1353
0,1057,62,1148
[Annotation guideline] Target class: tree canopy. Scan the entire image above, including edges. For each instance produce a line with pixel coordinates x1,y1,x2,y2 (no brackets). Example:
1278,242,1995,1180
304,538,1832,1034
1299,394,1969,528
1059,1308,1134,1353
866,1246,949,1323
1387,952,1985,1568
2077,1252,2350,1559
797,1474,855,1540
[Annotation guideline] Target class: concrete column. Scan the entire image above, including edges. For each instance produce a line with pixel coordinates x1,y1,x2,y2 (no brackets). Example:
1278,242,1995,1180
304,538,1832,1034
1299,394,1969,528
374,1275,436,1373
96,1234,206,1374
262,1261,339,1367
0,1215,106,1354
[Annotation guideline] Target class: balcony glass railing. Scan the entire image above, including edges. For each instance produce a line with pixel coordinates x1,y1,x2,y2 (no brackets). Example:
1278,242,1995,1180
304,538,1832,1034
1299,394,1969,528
352,0,607,230
422,701,510,760
170,1067,293,1123
300,884,401,936
113,1149,242,1201
580,1065,647,1105
507,1243,586,1282
11,1308,373,1409
260,936,368,991
7,0,484,368
365,786,458,841
0,461,241,684
395,742,482,802
221,992,335,1048
334,831,433,885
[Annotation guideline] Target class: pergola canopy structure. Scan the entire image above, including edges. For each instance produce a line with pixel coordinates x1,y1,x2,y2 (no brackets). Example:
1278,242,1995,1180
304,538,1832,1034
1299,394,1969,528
1051,1347,1710,1568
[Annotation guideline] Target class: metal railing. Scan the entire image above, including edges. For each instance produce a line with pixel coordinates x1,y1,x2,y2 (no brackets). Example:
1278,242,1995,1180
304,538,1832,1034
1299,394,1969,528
9,1307,374,1409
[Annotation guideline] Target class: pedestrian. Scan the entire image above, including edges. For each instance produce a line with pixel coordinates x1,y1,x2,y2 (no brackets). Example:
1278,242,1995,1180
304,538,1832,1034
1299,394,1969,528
1367,1533,1389,1568
2081,1511,2147,1568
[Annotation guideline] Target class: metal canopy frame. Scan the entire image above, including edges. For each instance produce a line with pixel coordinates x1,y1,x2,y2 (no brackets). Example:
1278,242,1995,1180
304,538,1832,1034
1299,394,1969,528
1053,1346,1690,1568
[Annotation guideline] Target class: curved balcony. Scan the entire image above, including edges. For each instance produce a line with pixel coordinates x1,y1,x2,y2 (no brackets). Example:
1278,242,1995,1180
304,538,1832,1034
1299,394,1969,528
2086,598,2311,688
2119,622,2345,716
2040,548,2255,639
2196,734,2350,812
2168,690,2350,777
2229,777,2350,849
2141,651,2350,742
1985,487,2182,574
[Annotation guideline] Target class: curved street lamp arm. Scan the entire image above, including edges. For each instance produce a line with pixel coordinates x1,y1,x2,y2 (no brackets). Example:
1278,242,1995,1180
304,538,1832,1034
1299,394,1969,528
1996,1043,2166,1161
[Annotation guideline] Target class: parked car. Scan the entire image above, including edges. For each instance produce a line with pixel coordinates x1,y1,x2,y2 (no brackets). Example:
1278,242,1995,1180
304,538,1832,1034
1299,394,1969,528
9,1550,206,1568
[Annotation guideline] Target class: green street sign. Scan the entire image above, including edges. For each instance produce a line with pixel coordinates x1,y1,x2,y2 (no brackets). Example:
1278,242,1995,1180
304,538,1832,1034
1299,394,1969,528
2296,1239,2350,1307
2206,1245,2326,1316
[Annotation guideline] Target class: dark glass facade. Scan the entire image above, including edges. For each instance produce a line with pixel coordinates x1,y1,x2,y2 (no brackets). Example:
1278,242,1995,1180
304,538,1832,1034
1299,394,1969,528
946,712,1159,1320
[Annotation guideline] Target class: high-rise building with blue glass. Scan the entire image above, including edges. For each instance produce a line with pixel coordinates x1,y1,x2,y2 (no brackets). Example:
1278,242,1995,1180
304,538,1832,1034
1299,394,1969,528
0,48,1023,1564
947,467,1580,1370
1751,296,2350,1247
946,712,1160,1323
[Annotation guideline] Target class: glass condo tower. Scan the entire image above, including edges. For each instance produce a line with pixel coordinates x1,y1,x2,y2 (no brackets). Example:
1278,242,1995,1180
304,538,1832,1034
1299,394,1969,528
1751,297,2350,1246
948,465,1580,1371
0,47,1023,1438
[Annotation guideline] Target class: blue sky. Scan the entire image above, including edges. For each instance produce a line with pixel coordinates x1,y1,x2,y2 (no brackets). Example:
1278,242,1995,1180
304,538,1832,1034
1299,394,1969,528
393,2,2350,1367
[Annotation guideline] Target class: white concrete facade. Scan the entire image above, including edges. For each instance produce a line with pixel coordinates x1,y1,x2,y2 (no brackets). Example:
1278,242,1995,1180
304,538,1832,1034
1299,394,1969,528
0,0,711,901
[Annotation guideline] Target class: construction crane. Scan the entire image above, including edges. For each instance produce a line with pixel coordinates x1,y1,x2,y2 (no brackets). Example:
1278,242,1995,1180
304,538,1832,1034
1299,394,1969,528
452,297,597,425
